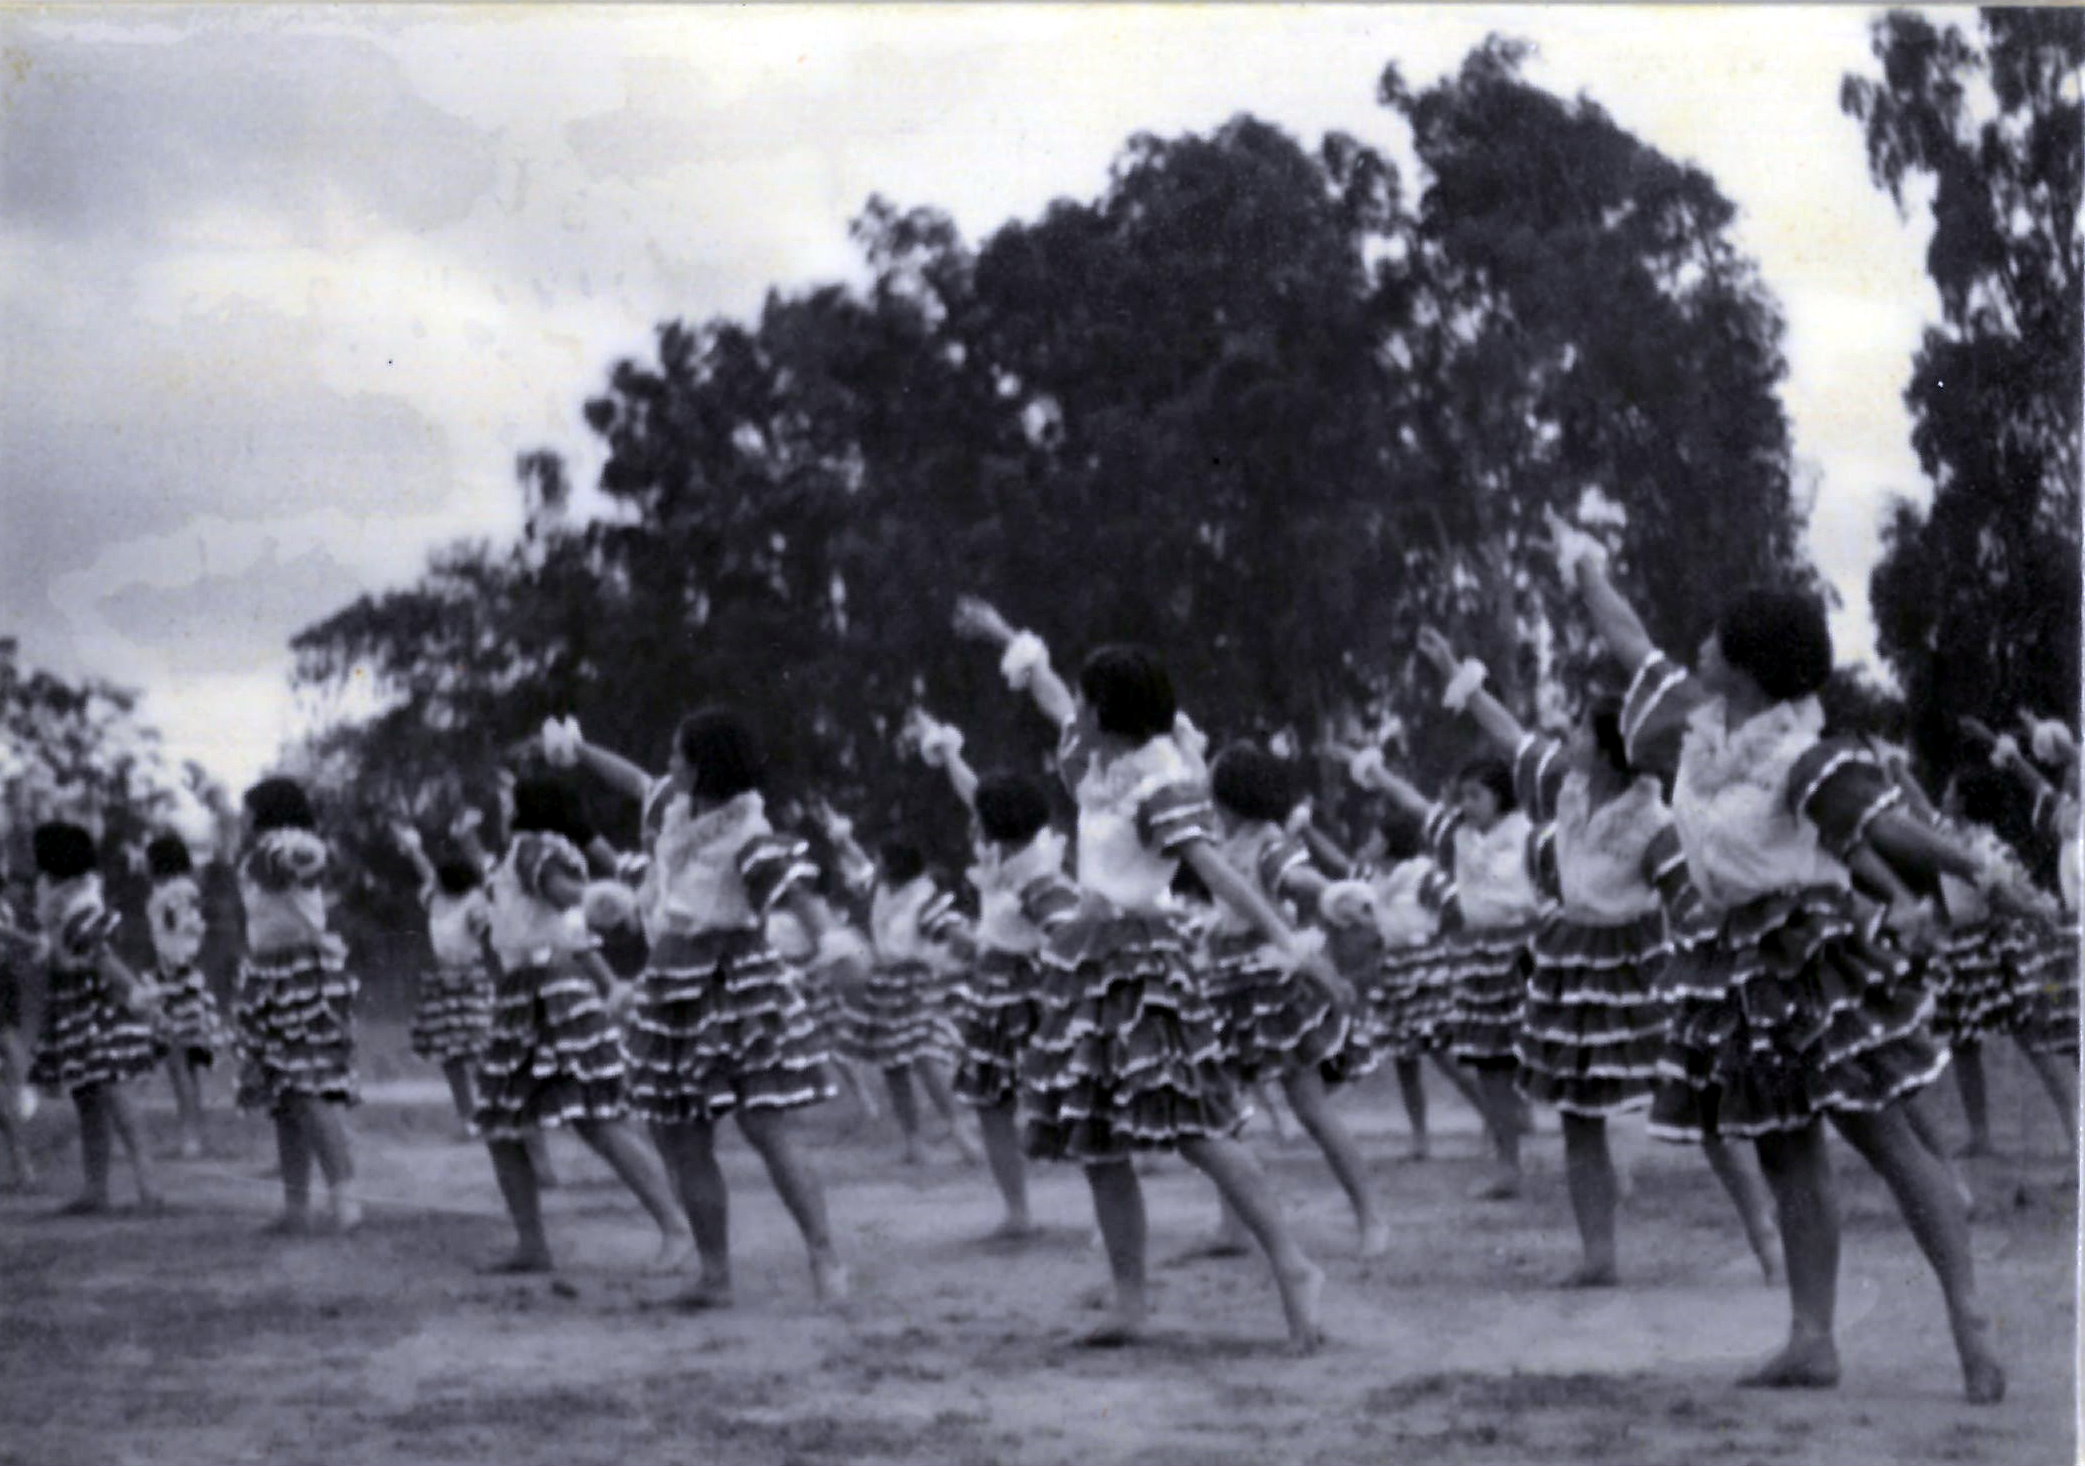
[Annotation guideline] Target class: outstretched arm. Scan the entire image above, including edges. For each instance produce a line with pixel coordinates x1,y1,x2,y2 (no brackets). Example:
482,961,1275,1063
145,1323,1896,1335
1180,840,1350,1005
571,739,655,802
390,821,438,889
1331,742,1433,822
1547,510,1655,674
908,710,981,808
1417,626,1525,755
954,596,1077,728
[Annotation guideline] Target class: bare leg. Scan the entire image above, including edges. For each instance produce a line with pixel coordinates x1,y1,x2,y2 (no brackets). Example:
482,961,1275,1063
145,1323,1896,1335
1700,1135,1782,1283
102,1083,160,1208
483,1137,553,1271
1080,1159,1150,1345
1904,1087,1975,1212
650,1120,732,1305
301,1098,360,1232
0,1032,35,1188
266,1101,314,1232
524,1129,559,1188
916,1058,980,1162
440,1060,478,1138
62,1084,113,1213
736,1107,848,1303
1470,1066,1523,1198
2014,1041,2078,1145
1283,1069,1389,1256
1430,1052,1485,1112
1950,1042,1992,1156
1831,1105,2004,1403
1394,1057,1429,1160
1557,1112,1618,1285
166,1055,205,1157
975,1102,1034,1237
1177,1135,1325,1352
572,1119,694,1269
1742,1122,1841,1389
883,1065,924,1164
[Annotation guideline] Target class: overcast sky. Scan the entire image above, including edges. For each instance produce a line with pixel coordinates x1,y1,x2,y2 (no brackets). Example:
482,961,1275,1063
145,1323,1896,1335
1,5,1959,792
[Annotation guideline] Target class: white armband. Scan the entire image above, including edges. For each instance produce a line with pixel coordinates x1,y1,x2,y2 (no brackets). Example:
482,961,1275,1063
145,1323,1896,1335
1000,631,1048,692
1441,659,1489,714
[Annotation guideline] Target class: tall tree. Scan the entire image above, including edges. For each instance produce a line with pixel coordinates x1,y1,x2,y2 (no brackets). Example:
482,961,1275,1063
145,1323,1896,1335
1844,9,2083,772
1380,37,1814,712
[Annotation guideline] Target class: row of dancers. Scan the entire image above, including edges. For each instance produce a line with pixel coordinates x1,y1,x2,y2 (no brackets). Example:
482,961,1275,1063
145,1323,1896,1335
3,515,2077,1402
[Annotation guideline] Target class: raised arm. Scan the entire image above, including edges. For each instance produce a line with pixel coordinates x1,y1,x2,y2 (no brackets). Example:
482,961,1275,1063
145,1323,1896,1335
390,821,438,889
541,716,655,802
1548,510,1656,674
908,709,981,808
1417,626,1526,756
1331,742,1433,822
954,596,1076,729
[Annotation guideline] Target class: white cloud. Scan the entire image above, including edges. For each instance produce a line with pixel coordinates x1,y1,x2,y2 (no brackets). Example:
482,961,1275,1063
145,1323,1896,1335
2,4,1974,787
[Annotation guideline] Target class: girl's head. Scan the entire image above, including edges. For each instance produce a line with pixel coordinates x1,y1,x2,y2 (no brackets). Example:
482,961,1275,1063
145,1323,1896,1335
434,857,484,897
1564,694,1633,780
670,707,765,803
33,822,97,883
878,842,926,886
974,773,1052,850
1698,588,1832,705
146,834,195,881
243,776,316,834
1076,644,1177,747
510,774,595,849
1376,813,1424,865
1453,757,1516,830
1210,742,1297,826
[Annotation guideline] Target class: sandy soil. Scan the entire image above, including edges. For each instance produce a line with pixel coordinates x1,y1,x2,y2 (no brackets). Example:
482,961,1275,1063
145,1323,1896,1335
2,1023,2075,1464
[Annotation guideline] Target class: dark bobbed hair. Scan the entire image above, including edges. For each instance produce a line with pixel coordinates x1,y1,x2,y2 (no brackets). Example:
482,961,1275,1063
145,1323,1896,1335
878,842,926,885
1716,588,1833,702
146,834,195,880
434,857,484,897
1078,644,1177,745
1454,757,1518,815
244,776,316,832
510,774,595,849
1210,742,1298,824
974,773,1052,846
675,706,765,801
34,822,98,882
1584,694,1632,778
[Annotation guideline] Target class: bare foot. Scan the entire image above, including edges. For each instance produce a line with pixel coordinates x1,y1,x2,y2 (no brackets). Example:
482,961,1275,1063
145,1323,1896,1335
1953,1313,2006,1405
1469,1168,1522,1202
1357,1218,1392,1260
479,1252,555,1276
1168,1233,1251,1264
1279,1261,1327,1355
676,1274,736,1310
261,1211,313,1236
1555,1261,1619,1289
978,1217,1040,1246
811,1255,851,1307
55,1194,113,1217
329,1197,365,1234
649,1229,697,1274
1736,1336,1841,1390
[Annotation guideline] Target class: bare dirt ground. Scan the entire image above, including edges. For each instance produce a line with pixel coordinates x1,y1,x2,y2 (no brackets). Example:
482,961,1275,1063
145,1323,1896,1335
2,1021,2075,1464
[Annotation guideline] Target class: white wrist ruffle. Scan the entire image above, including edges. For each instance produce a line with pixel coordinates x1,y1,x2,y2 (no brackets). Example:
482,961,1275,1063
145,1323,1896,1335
1275,926,1327,974
1551,517,1611,584
1316,878,1376,927
1000,631,1048,692
1347,746,1389,790
1441,658,1489,713
1989,733,2022,768
541,715,582,767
